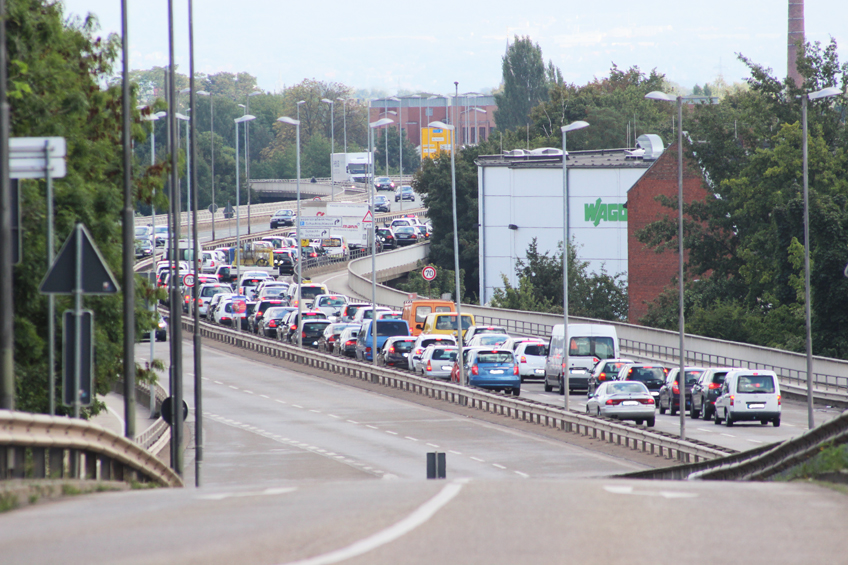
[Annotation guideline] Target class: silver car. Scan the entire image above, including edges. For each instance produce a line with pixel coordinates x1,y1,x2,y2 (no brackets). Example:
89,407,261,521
418,346,458,380
586,381,656,426
514,340,548,381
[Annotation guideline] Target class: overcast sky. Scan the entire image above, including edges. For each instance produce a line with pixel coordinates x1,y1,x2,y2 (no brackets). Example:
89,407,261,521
59,0,847,95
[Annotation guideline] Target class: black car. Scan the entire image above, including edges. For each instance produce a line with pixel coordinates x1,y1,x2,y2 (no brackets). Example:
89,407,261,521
378,337,416,367
249,299,286,333
373,195,391,213
394,186,415,202
658,367,704,415
299,320,332,348
318,323,358,354
619,364,668,402
213,264,238,285
270,209,296,229
278,311,328,343
393,226,419,246
258,306,295,338
374,177,395,191
141,313,168,342
274,249,297,276
690,367,735,419
376,227,397,250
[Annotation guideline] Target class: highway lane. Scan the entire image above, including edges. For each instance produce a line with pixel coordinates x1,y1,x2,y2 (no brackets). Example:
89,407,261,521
138,339,649,488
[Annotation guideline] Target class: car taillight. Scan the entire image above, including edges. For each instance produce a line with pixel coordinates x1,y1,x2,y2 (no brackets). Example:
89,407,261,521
672,383,679,394
606,399,622,405
471,365,479,375
389,346,395,353
198,299,204,306
708,382,721,389
729,395,735,406
269,320,277,328
366,347,371,353
346,340,355,346
520,356,527,363
328,336,336,343
599,373,607,382
639,398,655,405
426,361,432,372
184,295,190,303
302,331,307,338
513,365,519,375
257,310,263,317
290,324,297,331
777,394,781,405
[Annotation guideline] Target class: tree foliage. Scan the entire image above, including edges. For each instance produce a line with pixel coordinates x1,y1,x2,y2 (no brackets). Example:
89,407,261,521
374,127,420,175
493,36,556,132
637,39,848,358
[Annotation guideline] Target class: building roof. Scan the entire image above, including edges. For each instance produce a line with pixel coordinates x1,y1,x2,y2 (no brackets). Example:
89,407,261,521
475,147,657,170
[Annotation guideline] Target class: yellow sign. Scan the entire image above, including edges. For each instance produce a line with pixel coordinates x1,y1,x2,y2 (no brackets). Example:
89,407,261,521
421,127,454,159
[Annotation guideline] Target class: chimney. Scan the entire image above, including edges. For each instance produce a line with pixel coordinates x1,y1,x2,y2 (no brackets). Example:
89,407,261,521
788,0,805,86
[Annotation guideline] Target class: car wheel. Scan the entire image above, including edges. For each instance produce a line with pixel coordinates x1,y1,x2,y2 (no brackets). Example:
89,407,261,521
635,419,643,426
669,402,677,416
690,403,700,419
659,400,667,415
725,410,734,427
714,408,721,425
773,417,781,427
512,387,520,397
760,420,768,425
585,405,591,414
646,417,655,427
703,403,712,420
544,380,553,393
558,379,565,395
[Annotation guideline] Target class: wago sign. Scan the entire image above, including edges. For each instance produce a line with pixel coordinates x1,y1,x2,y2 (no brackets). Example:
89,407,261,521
584,198,627,227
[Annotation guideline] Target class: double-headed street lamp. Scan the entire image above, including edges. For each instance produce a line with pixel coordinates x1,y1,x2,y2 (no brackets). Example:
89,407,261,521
645,90,687,440
800,85,841,429
277,116,303,346
368,118,394,365
428,120,465,386
175,112,190,241
560,121,589,411
246,91,261,233
322,98,335,200
389,96,404,210
234,114,256,286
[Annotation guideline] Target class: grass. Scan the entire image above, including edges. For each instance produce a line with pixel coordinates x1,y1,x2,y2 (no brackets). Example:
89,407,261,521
776,443,848,483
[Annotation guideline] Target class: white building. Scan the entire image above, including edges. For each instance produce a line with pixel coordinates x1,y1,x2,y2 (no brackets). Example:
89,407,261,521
475,135,664,304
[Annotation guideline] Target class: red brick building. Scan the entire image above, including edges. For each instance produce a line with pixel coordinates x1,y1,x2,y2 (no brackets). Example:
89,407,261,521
627,142,709,323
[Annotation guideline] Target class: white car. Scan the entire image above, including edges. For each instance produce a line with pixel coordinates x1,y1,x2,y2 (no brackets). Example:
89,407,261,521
238,271,271,301
714,370,781,427
195,283,234,318
514,340,548,381
586,381,656,426
352,306,392,325
313,294,348,321
408,334,457,371
418,346,458,380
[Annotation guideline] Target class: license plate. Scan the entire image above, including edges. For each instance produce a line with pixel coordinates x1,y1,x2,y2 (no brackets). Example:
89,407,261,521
490,370,504,374
535,369,545,375
402,353,408,357
622,400,639,406
748,403,765,409
442,365,452,371
651,392,659,397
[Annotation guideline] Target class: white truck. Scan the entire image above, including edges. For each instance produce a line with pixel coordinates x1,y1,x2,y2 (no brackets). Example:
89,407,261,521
332,152,372,184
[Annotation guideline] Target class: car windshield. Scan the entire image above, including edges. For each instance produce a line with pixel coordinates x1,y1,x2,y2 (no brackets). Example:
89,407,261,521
431,349,457,361
737,375,776,393
476,352,513,364
608,382,647,395
376,321,408,337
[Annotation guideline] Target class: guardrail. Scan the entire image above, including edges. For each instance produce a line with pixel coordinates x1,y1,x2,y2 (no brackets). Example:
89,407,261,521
183,315,733,464
0,410,183,487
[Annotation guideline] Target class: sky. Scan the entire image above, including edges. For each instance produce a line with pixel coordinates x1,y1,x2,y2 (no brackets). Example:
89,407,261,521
58,0,848,95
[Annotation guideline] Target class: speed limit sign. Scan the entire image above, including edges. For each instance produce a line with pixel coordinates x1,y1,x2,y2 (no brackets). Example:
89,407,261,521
422,266,437,281
182,273,195,287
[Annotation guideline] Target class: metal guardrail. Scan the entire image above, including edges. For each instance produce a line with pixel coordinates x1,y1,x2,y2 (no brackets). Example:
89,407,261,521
0,410,183,487
183,315,732,464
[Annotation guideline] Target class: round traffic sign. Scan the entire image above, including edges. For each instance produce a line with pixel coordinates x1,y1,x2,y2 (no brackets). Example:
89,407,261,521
422,266,437,281
182,274,195,287
207,203,219,214
161,397,188,425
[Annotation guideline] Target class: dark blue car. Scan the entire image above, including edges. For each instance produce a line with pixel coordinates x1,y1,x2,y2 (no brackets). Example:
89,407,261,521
466,349,520,396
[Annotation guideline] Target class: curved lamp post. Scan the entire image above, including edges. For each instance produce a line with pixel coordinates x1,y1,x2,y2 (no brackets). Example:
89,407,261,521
368,118,394,364
322,98,335,199
234,114,256,288
196,91,214,239
277,116,303,346
560,120,589,411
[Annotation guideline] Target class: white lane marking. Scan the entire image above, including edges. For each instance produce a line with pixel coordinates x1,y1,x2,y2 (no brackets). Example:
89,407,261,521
275,399,286,404
696,428,713,432
747,439,764,444
292,404,304,409
201,377,209,381
604,485,698,499
106,406,125,432
198,487,296,501
470,457,485,463
244,390,254,395
366,425,378,429
347,420,359,424
278,480,467,565
784,423,796,427
721,433,735,438
515,471,529,478
310,409,321,413
229,386,239,390
405,436,419,441
426,443,440,448
328,414,340,419
260,394,270,399
492,464,506,470
214,380,223,384
449,450,462,455
386,431,398,435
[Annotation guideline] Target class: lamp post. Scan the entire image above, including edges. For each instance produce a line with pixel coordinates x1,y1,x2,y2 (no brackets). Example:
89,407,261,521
560,121,589,411
409,94,421,154
338,97,347,155
197,91,214,239
800,86,841,429
234,114,256,288
246,91,261,233
428,120,465,386
369,117,394,365
473,107,486,145
277,116,302,346
389,97,403,210
176,112,190,244
322,98,335,200
645,90,686,439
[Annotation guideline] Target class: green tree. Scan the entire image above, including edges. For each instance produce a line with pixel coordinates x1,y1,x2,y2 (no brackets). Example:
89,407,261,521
375,128,421,175
397,263,464,301
493,36,554,131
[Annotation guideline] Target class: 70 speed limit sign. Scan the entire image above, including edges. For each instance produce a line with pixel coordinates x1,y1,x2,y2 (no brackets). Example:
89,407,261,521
421,266,437,281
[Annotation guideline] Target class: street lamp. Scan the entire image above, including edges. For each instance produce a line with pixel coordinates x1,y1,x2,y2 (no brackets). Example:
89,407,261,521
560,120,589,411
277,116,303,346
234,114,256,289
369,117,394,365
389,97,404,210
473,107,486,145
409,94,421,154
800,85,841,429
337,97,347,155
176,112,190,248
246,91,261,233
322,98,335,200
428,120,465,386
196,91,215,239
645,89,687,440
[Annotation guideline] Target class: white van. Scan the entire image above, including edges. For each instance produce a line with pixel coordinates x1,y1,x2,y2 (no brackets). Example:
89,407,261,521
713,370,781,427
544,324,619,394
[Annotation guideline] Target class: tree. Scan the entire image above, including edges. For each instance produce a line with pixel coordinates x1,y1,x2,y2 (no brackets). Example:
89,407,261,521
10,1,162,413
493,36,554,132
374,128,421,175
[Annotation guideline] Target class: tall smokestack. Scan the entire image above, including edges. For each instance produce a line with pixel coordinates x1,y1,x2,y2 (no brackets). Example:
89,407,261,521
788,0,805,86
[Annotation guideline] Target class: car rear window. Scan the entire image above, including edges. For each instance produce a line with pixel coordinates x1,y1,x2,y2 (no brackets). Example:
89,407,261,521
712,371,728,384
569,336,615,360
627,367,666,382
265,307,290,319
415,306,432,323
422,338,453,348
431,349,457,361
435,315,473,330
201,286,229,297
241,279,262,288
300,286,326,300
478,335,507,346
608,382,647,395
477,352,513,364
523,344,547,356
392,340,415,352
319,296,346,307
737,374,776,393
376,321,409,337
304,322,330,332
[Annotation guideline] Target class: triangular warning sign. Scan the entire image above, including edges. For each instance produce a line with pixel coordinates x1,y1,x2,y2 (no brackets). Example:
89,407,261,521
362,210,374,223
40,223,120,295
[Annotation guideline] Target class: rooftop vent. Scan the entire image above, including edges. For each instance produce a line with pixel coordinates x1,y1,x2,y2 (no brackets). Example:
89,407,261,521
529,147,563,156
504,149,528,157
635,134,664,161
